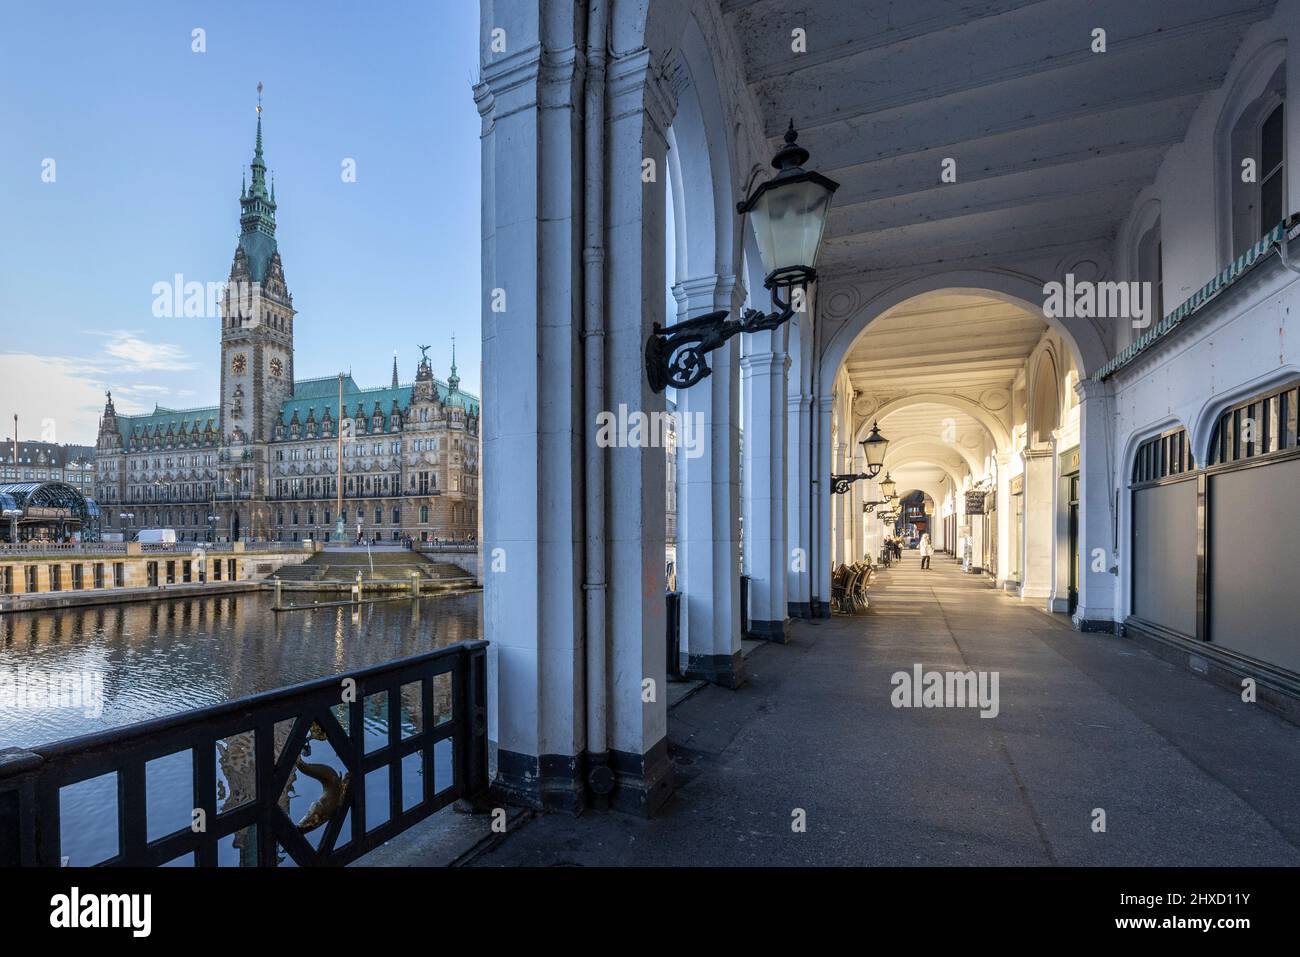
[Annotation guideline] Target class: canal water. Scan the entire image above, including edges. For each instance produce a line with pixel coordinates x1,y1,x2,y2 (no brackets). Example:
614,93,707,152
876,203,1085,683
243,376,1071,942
0,591,482,865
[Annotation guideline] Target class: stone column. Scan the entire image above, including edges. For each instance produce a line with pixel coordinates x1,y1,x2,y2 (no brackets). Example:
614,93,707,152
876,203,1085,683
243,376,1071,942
476,17,584,811
1073,378,1117,631
848,448,863,562
1048,427,1072,613
786,318,812,617
995,451,1013,586
832,439,848,567
1020,443,1057,605
601,45,675,813
476,6,674,814
814,393,835,616
675,276,744,687
863,477,883,561
741,327,790,641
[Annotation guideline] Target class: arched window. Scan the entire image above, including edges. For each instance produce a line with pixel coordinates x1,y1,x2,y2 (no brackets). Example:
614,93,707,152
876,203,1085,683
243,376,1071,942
1029,353,1060,448
1259,102,1285,234
1207,379,1299,465
1227,60,1286,259
1131,427,1195,484
1136,218,1163,326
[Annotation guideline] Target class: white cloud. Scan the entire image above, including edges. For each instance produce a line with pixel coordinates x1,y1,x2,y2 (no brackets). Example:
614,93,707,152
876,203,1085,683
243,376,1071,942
0,353,127,446
95,330,195,372
0,329,204,443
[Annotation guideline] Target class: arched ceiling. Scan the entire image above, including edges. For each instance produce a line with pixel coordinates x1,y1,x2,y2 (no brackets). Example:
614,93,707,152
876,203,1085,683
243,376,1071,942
721,0,1277,273
880,434,978,476
884,457,964,492
877,405,992,459
843,293,1045,480
844,293,1045,398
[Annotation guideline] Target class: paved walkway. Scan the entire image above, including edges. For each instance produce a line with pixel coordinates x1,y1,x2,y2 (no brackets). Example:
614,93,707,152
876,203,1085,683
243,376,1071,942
472,556,1300,866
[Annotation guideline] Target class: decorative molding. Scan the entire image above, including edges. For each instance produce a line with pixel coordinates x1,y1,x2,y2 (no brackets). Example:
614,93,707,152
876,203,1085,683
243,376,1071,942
979,388,1010,412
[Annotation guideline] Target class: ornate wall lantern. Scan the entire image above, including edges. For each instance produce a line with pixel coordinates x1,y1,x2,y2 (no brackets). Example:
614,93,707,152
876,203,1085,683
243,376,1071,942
878,472,897,501
831,422,889,494
646,122,840,392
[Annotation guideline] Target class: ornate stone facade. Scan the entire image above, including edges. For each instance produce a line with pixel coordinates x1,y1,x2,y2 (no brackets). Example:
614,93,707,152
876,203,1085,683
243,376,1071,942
93,111,479,543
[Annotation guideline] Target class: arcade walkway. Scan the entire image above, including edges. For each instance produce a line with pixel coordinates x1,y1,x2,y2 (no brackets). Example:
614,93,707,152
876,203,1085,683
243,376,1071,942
472,557,1300,866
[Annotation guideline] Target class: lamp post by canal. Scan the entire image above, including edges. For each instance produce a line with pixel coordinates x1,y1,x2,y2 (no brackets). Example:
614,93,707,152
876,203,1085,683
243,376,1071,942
646,122,839,392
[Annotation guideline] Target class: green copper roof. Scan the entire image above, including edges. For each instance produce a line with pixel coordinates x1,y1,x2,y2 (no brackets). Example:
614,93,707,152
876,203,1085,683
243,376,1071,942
116,405,220,442
292,374,361,400
278,375,479,428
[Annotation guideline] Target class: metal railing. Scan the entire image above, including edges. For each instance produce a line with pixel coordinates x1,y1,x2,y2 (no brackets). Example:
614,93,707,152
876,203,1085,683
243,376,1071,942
414,541,479,553
0,543,128,555
0,541,311,558
0,640,488,866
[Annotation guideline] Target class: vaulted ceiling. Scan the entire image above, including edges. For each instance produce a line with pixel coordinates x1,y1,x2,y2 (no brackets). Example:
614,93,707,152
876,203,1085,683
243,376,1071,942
843,293,1044,397
722,0,1278,275
843,292,1047,480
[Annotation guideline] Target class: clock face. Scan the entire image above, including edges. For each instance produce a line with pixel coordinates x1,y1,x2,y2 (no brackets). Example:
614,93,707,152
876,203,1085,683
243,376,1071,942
269,357,284,378
231,353,247,375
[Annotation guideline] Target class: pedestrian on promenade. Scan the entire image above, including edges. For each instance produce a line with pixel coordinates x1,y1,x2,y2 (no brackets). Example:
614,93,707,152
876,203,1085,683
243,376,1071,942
919,532,933,570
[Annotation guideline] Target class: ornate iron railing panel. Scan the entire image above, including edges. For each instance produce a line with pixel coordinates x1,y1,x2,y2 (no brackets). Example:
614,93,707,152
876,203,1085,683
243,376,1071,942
0,640,488,867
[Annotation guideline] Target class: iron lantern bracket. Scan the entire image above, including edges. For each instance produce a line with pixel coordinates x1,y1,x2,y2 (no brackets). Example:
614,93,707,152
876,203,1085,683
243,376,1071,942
831,460,884,495
646,269,813,393
831,472,871,495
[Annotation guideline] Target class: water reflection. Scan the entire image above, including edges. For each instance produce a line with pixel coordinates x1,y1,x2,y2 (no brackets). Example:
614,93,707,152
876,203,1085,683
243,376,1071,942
0,591,481,749
0,591,481,866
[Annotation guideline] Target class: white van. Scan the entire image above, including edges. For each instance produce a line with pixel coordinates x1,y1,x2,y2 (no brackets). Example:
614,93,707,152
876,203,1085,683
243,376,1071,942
134,528,177,544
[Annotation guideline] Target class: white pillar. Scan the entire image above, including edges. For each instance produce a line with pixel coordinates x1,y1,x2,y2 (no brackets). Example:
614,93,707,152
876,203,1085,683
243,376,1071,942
864,478,884,561
1020,443,1057,605
477,7,585,812
1073,378,1117,630
675,275,744,687
848,450,863,562
602,45,675,812
814,393,834,616
1048,428,1072,612
741,328,790,641
786,318,813,617
832,439,849,567
995,451,1013,586
477,8,674,815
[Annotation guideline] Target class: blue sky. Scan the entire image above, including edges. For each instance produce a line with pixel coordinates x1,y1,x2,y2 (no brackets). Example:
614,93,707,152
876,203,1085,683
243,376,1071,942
0,0,481,444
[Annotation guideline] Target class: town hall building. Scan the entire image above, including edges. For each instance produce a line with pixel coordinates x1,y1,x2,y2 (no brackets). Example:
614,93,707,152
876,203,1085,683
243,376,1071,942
93,106,479,544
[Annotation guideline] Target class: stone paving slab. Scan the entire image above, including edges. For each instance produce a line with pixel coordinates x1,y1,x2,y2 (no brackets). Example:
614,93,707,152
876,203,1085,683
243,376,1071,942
469,558,1300,866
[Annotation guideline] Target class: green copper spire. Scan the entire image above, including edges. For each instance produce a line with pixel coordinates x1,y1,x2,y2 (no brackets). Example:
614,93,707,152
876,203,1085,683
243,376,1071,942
237,82,278,281
447,333,460,392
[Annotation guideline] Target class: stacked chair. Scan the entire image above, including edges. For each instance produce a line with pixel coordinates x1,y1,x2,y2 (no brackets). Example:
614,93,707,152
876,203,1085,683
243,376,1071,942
831,560,875,614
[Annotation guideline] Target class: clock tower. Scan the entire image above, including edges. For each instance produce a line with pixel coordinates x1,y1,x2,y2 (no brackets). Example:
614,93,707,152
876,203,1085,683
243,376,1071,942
220,86,295,447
